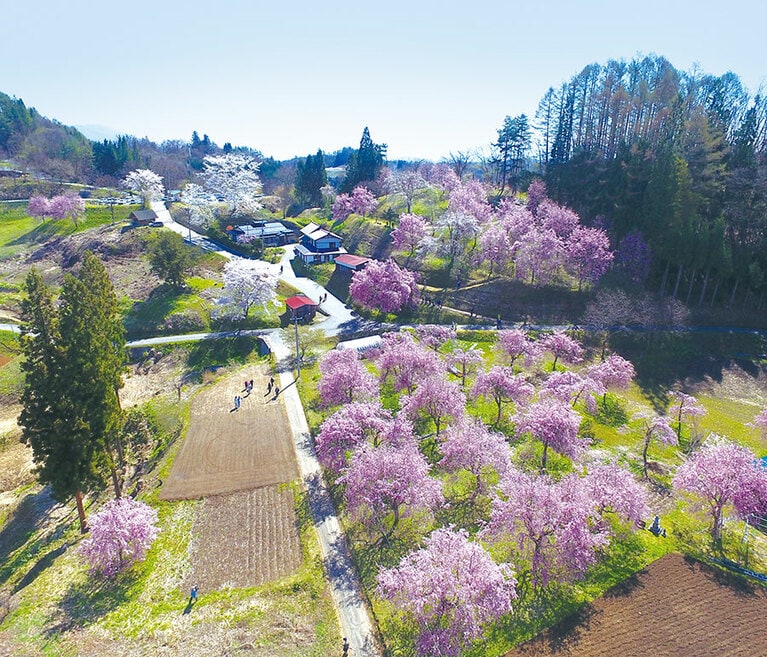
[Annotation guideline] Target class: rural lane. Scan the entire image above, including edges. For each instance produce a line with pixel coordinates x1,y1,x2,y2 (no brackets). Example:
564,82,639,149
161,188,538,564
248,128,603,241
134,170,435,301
151,203,381,656
150,202,357,334
266,331,382,657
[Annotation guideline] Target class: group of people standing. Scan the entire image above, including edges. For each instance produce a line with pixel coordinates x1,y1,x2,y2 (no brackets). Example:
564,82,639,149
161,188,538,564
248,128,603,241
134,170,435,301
233,376,279,411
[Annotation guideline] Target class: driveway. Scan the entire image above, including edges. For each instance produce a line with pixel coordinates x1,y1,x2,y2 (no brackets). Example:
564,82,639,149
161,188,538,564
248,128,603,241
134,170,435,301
151,203,355,336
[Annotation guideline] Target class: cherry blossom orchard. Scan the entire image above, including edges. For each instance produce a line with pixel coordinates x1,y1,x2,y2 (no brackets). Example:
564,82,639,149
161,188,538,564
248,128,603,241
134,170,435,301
297,162,767,656
309,324,704,656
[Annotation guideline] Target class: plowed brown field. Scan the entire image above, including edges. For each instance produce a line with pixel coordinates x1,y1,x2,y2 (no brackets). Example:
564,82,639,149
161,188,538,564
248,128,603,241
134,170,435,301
506,553,767,657
159,368,298,501
185,486,302,590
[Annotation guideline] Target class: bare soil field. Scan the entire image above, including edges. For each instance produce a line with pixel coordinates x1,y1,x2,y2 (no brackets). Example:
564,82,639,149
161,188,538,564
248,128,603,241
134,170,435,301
185,486,302,591
506,553,767,657
160,367,298,501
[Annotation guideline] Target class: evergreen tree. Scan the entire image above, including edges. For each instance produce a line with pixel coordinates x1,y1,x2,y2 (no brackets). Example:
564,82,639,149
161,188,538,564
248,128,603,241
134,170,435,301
493,114,531,194
19,253,126,533
342,127,386,192
148,230,194,288
295,149,328,207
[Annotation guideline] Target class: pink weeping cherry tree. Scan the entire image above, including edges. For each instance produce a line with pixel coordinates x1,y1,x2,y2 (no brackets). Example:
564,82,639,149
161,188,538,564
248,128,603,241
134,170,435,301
496,329,540,368
541,331,584,371
513,226,563,286
50,194,86,228
349,258,420,315
525,178,547,215
27,195,52,223
314,402,392,473
487,469,609,588
748,406,767,443
400,375,466,437
674,438,767,543
472,366,534,426
438,418,512,500
317,349,379,407
377,526,517,657
565,225,614,289
78,498,159,577
668,390,707,446
635,413,678,479
515,399,585,469
587,353,635,404
340,442,443,542
414,324,456,352
583,462,649,526
446,345,484,387
376,332,443,393
391,213,430,262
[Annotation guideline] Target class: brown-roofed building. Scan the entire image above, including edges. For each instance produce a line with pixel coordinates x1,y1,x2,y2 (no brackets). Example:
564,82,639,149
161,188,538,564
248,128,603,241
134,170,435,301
128,209,159,226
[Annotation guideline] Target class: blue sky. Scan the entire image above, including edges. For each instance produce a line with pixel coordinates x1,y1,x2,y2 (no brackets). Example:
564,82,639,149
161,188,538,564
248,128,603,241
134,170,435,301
2,0,765,161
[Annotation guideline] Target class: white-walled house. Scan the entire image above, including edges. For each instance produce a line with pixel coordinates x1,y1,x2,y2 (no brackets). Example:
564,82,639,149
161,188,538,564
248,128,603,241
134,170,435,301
295,222,347,265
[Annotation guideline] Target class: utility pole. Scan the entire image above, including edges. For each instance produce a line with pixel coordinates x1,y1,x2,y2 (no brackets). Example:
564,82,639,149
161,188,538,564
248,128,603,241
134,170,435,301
293,313,301,377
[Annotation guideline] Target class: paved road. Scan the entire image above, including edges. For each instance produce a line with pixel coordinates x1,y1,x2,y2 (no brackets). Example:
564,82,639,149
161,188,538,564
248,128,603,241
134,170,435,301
266,332,381,656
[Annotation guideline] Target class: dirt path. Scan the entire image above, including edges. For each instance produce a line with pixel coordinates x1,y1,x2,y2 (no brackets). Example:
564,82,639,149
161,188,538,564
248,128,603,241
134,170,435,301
159,367,298,501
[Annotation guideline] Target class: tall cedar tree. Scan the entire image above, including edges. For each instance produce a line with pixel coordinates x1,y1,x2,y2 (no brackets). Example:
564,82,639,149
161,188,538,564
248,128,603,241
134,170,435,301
19,253,126,533
295,149,328,207
342,127,386,192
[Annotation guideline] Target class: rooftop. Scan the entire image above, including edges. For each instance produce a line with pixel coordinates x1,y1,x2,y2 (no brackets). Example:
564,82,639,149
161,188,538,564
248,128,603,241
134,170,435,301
334,254,371,267
285,294,318,310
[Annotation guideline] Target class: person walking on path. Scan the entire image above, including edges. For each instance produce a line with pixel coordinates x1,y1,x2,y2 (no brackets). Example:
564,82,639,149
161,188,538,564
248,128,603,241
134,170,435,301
273,385,280,398
190,584,198,603
234,395,241,410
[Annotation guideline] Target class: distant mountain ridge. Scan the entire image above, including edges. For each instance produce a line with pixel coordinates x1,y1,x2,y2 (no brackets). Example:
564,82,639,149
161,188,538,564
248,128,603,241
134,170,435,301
75,124,121,142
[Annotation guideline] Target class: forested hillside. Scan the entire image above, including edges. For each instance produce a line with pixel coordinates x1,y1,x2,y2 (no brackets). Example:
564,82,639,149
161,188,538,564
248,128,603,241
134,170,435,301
535,55,767,308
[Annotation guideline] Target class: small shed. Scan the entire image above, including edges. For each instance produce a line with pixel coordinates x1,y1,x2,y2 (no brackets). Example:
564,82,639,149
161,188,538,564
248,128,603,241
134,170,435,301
285,294,318,321
129,209,159,226
334,254,371,272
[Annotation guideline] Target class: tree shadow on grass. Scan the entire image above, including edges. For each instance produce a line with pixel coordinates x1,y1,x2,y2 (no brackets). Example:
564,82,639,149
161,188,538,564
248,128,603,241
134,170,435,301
9,222,65,248
185,334,261,371
613,331,767,414
0,489,63,587
12,543,70,594
48,573,131,633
